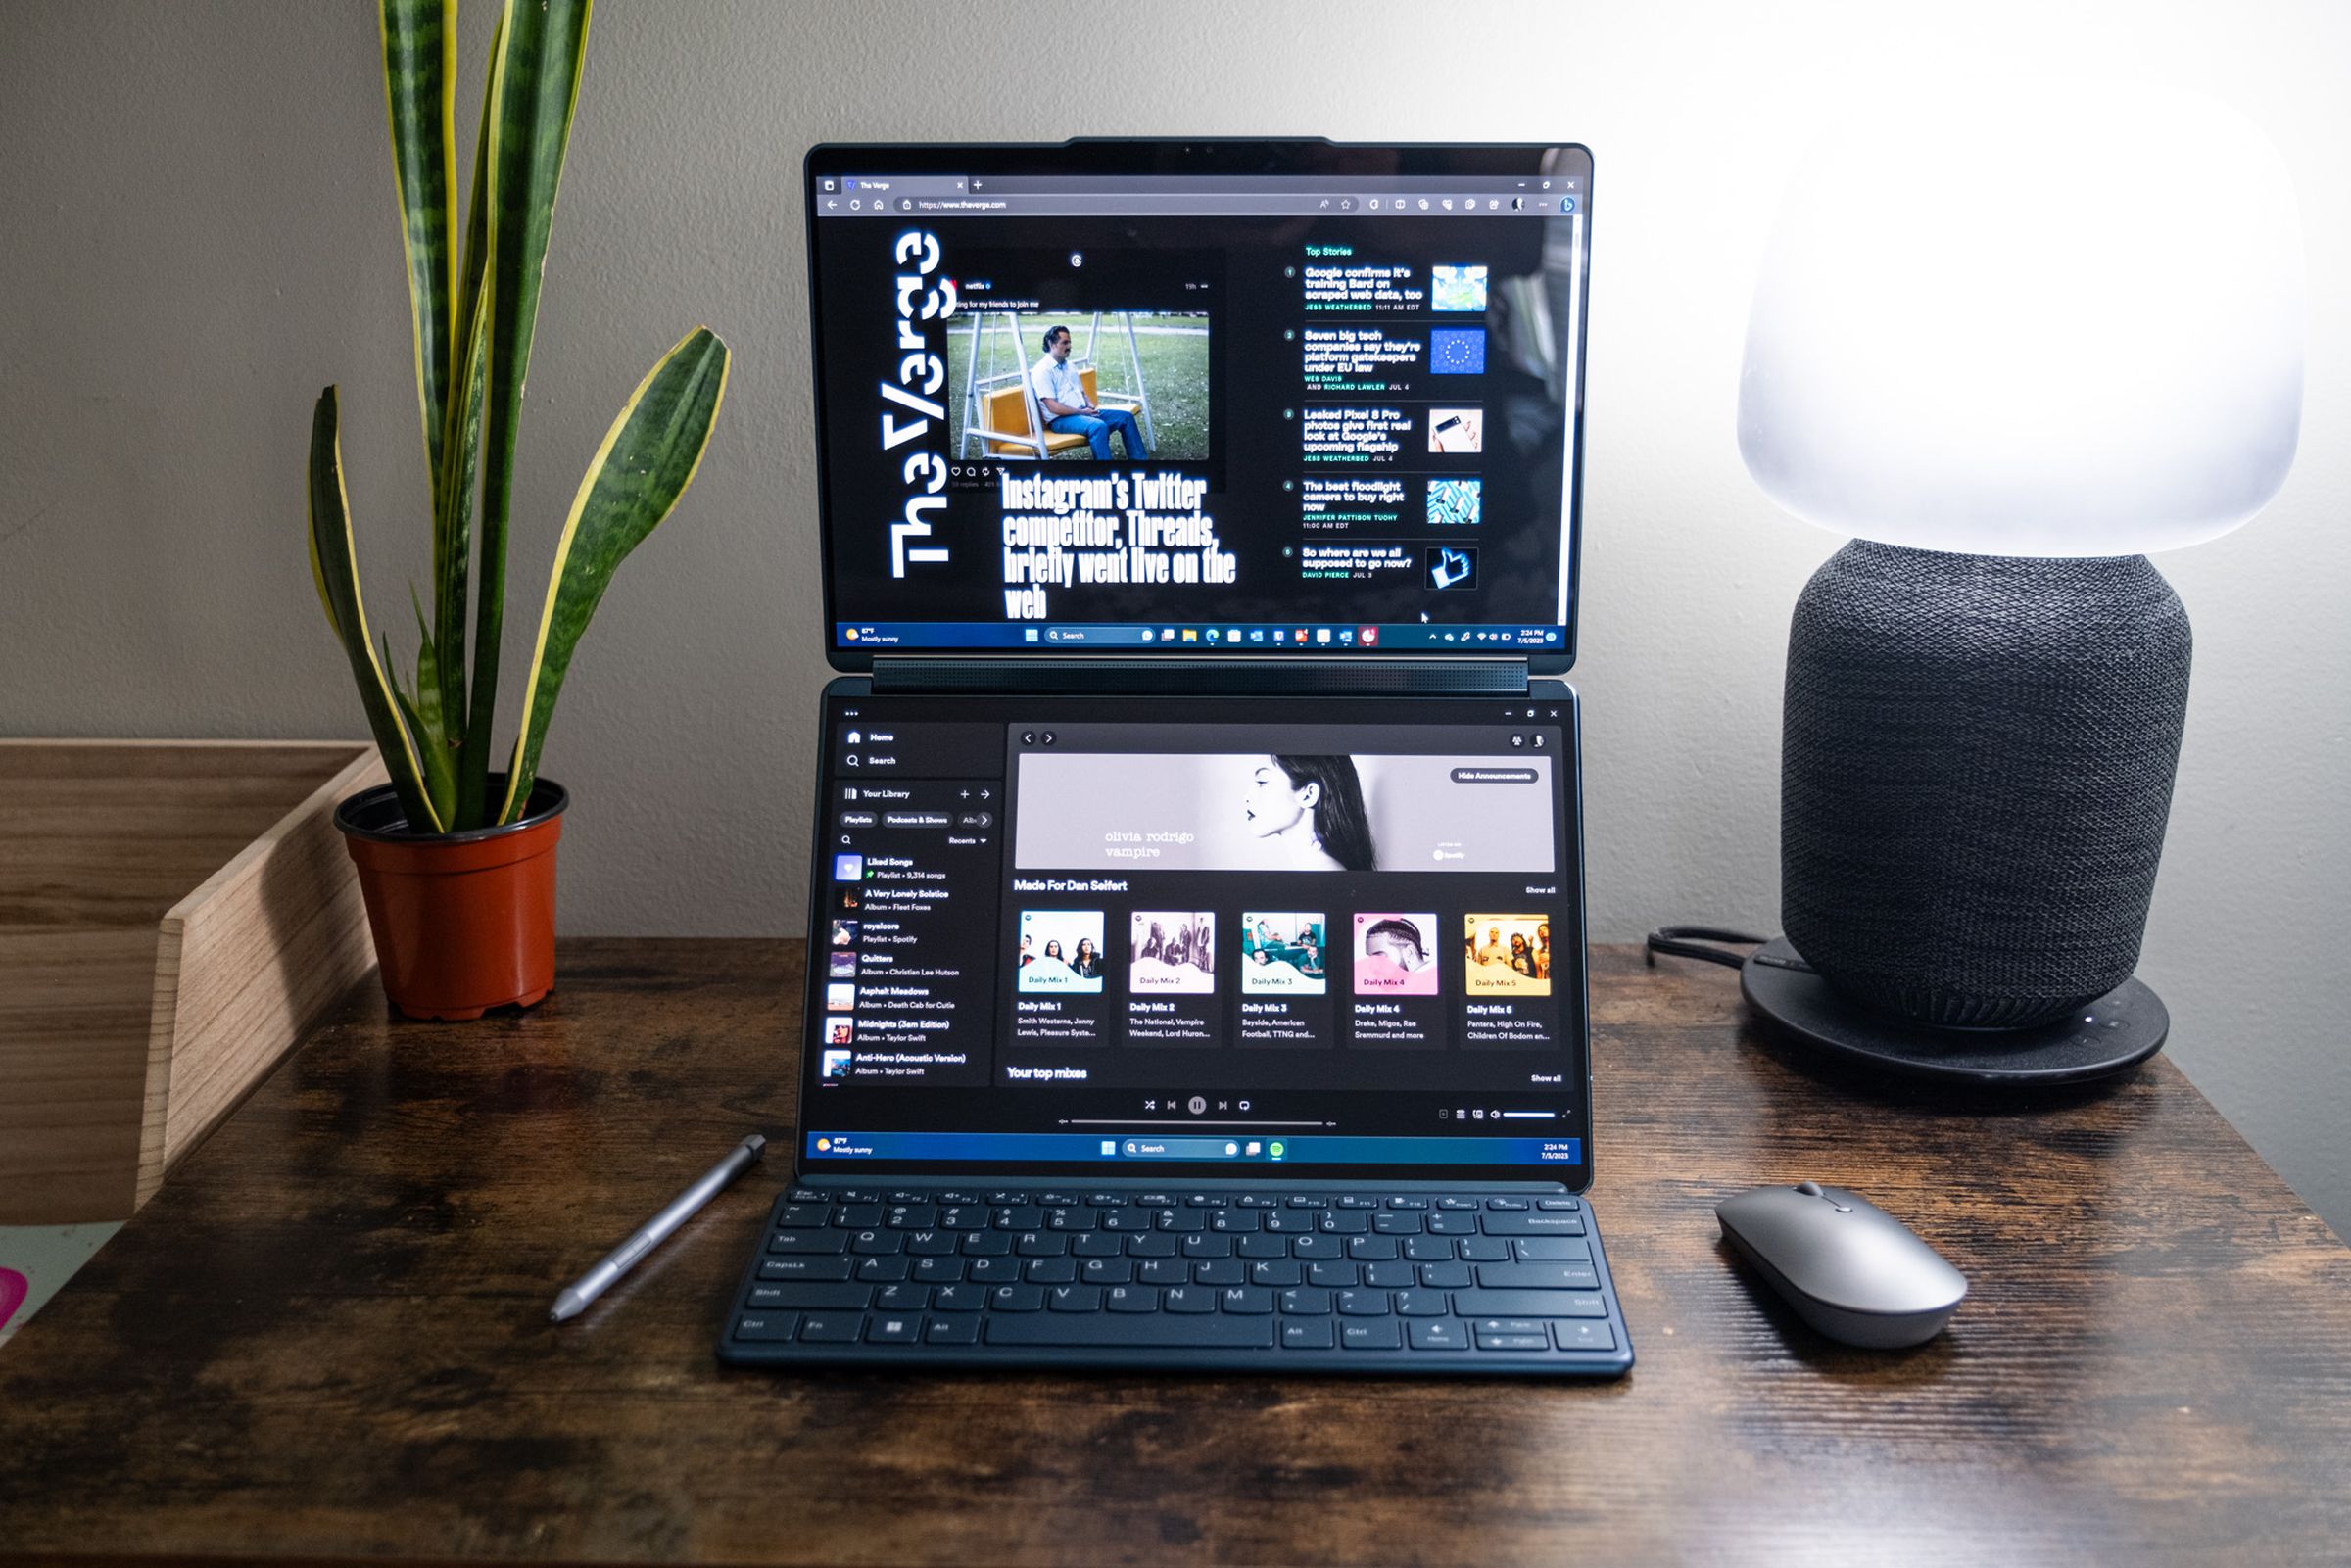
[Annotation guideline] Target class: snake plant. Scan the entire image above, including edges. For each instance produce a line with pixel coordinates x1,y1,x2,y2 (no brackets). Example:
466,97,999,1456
308,0,728,832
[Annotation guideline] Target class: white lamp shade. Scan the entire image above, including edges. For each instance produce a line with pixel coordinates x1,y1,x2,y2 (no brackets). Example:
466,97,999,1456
1739,78,2305,556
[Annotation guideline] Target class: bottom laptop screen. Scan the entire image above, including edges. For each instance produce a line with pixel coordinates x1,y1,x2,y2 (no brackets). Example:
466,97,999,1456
799,687,1590,1187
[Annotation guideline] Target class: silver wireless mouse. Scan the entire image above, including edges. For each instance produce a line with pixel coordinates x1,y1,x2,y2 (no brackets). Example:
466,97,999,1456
1716,1181,1968,1348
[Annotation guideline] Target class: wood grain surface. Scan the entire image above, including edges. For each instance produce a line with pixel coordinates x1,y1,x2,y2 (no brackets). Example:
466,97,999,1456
2,940,2345,1567
0,739,375,1222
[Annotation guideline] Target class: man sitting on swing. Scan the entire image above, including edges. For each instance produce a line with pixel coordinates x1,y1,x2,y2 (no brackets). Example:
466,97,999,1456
1030,324,1149,460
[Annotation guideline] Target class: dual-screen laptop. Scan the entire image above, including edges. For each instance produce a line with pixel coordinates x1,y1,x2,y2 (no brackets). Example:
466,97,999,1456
720,138,1628,1375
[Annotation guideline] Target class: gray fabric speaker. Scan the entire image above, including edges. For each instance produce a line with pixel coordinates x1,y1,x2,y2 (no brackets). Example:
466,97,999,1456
1781,542,2193,1029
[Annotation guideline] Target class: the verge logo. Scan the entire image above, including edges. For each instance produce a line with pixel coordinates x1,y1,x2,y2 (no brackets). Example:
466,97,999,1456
882,228,956,576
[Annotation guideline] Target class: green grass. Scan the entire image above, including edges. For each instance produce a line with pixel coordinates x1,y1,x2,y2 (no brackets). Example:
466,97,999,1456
946,312,1211,462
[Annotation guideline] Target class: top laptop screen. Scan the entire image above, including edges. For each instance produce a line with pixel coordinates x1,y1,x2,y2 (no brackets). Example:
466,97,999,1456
805,141,1592,670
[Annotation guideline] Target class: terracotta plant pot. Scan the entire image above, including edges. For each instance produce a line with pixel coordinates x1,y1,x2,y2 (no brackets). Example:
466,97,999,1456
335,778,568,1021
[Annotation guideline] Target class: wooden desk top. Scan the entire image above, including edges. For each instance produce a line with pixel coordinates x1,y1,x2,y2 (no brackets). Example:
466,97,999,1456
4,940,2347,1565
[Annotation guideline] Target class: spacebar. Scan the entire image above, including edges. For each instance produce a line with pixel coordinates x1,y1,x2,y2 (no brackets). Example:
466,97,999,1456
984,1314,1274,1349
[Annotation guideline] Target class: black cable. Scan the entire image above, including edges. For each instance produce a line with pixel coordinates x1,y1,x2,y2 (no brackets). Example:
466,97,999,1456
1645,926,1769,969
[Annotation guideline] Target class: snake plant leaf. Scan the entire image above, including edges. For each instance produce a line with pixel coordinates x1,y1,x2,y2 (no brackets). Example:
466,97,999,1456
456,0,593,830
407,584,458,826
429,5,502,737
308,387,445,833
498,327,729,825
378,0,457,488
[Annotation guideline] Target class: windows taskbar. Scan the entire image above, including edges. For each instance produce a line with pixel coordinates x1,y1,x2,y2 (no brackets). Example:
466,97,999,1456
833,622,1565,651
806,1131,1584,1165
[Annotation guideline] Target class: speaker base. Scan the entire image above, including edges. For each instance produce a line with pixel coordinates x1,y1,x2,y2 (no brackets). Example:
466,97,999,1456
1740,938,2168,1088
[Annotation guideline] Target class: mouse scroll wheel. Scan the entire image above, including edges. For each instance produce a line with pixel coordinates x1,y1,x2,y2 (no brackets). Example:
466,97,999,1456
1796,1180,1825,1197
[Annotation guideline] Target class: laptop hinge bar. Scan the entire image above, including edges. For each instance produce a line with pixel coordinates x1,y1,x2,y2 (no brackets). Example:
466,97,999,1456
870,654,1530,696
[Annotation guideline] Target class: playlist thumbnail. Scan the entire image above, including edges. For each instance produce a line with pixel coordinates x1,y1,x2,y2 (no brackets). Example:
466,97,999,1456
833,852,864,881
1354,913,1439,995
1428,408,1484,454
1018,910,1106,992
1463,914,1553,996
1242,913,1326,995
1131,912,1216,992
821,1048,854,1079
1431,264,1489,312
829,920,858,947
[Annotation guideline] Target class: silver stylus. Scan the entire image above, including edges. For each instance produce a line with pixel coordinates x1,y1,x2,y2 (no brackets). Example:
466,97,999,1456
550,1133,767,1323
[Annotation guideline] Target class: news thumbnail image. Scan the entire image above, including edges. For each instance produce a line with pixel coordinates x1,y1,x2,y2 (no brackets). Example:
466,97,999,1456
945,309,1210,463
1130,911,1215,993
1463,913,1553,996
1018,910,1105,992
1242,913,1326,995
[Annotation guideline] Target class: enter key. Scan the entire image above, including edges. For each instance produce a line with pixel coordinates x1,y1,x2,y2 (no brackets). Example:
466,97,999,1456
1475,1262,1601,1291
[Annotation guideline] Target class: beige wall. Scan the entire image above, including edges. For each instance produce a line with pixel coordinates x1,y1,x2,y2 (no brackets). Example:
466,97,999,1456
4,0,2346,1233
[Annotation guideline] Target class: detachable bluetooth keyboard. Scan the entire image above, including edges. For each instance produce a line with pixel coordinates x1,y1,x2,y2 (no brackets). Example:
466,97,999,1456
718,1182,1633,1375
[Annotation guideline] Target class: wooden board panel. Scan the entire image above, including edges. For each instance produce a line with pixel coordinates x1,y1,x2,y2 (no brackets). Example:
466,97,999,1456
0,740,381,1223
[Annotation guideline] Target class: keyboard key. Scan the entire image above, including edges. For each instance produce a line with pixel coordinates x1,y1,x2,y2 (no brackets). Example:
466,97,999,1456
926,1315,982,1345
1437,1198,1481,1211
962,1231,1014,1256
1220,1287,1274,1314
1337,1196,1380,1210
1104,1285,1159,1313
1348,1236,1400,1261
797,1312,860,1343
1340,1319,1403,1351
1538,1198,1582,1211
1015,1232,1068,1257
930,1283,985,1311
1394,1289,1449,1316
833,1205,883,1229
985,1191,1032,1205
1476,1331,1550,1352
854,1256,912,1283
850,1230,904,1256
1317,1212,1369,1235
886,1205,939,1229
1127,1234,1178,1259
769,1230,849,1255
912,1257,966,1284
1251,1259,1304,1287
1417,1261,1472,1290
1480,1212,1587,1237
1307,1261,1357,1289
1024,1257,1078,1284
1386,1197,1431,1210
905,1230,956,1257
1281,1319,1337,1350
1553,1320,1618,1353
1163,1286,1216,1314
1082,1258,1133,1286
990,1285,1045,1312
1511,1237,1592,1261
966,1257,1022,1284
872,1283,929,1312
1049,1285,1104,1312
760,1256,855,1282
1408,1319,1469,1351
1451,1290,1607,1318
1211,1211,1260,1233
734,1313,798,1342
1237,1234,1288,1259
789,1186,827,1203
1459,1238,1511,1262
837,1190,881,1204
1182,1233,1235,1259
866,1314,921,1345
1280,1288,1332,1315
1286,1196,1327,1209
1194,1259,1245,1287
760,1284,873,1309
1485,1198,1531,1211
1136,1259,1186,1286
1292,1235,1342,1260
1477,1262,1601,1291
1337,1290,1391,1317
1363,1261,1415,1289
985,1314,1273,1349
1372,1212,1424,1235
1426,1213,1477,1236
1402,1236,1454,1262
777,1204,831,1227
1072,1232,1123,1258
